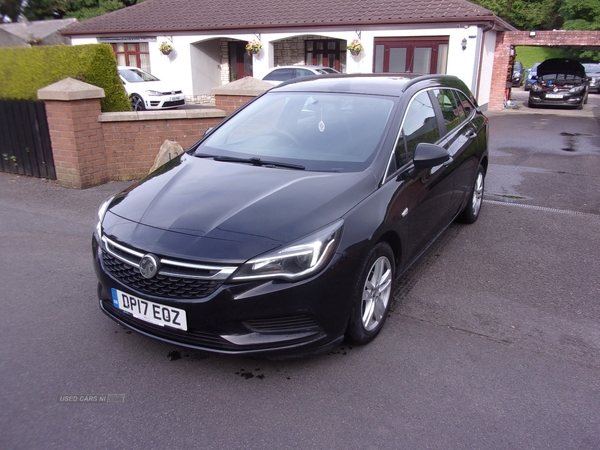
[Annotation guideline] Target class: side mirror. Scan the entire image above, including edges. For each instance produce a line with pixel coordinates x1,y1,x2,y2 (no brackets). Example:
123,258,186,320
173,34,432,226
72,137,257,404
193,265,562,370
413,143,450,170
400,143,450,180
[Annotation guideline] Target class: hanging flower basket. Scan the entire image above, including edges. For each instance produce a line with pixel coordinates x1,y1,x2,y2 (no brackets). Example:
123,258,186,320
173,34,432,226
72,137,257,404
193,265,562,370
159,41,173,55
245,40,262,55
347,39,364,56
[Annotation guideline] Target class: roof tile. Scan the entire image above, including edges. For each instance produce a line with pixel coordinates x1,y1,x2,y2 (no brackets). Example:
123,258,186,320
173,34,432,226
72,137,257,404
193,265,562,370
64,0,502,35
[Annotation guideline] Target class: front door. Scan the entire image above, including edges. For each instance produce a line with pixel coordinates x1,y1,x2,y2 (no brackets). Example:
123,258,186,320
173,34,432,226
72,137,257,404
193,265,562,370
228,42,253,81
374,37,448,74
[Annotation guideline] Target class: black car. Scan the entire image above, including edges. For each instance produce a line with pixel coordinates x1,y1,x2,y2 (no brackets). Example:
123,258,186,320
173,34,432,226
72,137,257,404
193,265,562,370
262,65,340,84
528,58,589,108
512,61,524,87
93,74,489,357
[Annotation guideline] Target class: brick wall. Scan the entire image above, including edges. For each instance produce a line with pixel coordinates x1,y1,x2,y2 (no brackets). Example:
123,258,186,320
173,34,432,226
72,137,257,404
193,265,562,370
214,94,255,115
39,78,227,188
100,115,224,182
489,32,511,111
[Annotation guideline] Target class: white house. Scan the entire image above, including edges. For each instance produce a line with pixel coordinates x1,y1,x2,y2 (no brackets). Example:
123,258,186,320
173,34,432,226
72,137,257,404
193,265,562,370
63,0,515,109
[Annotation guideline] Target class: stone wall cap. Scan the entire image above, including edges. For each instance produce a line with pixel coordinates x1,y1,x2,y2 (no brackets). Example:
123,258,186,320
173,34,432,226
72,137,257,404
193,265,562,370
98,108,226,122
37,77,105,101
211,77,274,96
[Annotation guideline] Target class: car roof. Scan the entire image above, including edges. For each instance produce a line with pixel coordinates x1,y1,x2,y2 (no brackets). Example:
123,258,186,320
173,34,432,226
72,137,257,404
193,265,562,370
267,65,334,70
271,73,471,97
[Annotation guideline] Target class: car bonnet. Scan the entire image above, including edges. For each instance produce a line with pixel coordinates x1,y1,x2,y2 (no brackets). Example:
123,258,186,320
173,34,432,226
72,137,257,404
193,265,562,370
102,154,378,262
536,59,586,78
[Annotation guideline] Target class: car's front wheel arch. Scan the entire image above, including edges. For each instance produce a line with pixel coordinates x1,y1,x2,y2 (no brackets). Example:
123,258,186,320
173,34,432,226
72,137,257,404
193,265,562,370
345,241,396,345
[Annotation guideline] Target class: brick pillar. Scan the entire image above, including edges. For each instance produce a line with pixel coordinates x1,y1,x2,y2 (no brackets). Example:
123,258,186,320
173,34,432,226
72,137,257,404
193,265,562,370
37,78,108,189
489,32,510,111
214,94,255,115
211,77,273,115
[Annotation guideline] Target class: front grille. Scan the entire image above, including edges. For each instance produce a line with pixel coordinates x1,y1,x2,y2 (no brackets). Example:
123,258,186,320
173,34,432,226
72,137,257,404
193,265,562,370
100,236,237,300
103,252,221,298
243,315,321,334
163,99,185,108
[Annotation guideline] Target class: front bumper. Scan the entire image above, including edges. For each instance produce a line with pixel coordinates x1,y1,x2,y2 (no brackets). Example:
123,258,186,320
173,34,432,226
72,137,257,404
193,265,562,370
528,92,585,107
145,95,186,110
93,235,360,357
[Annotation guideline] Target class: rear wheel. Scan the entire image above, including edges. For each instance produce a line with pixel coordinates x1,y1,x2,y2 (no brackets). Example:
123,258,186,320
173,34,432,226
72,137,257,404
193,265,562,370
458,165,485,224
346,242,395,345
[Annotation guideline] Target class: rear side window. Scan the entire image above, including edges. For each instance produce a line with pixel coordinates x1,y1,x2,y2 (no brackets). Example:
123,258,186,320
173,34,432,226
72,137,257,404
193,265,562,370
264,68,295,81
394,91,440,167
296,69,314,78
454,91,474,117
433,89,464,133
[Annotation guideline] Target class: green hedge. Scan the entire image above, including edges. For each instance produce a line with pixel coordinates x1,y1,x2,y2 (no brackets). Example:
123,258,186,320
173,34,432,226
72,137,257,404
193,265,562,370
0,44,131,112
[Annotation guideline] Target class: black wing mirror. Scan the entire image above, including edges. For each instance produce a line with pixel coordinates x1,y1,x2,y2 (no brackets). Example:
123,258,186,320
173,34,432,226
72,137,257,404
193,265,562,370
401,143,450,180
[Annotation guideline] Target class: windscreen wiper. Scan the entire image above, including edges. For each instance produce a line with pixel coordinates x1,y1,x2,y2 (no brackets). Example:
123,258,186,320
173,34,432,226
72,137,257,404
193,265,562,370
212,155,305,170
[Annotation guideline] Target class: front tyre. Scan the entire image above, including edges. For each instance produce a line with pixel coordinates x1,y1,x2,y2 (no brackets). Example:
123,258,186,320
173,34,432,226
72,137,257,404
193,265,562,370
459,164,485,224
346,242,395,345
131,94,146,111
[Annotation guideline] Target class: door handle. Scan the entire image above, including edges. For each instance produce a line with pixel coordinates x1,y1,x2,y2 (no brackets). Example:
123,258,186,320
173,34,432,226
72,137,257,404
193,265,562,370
466,130,477,140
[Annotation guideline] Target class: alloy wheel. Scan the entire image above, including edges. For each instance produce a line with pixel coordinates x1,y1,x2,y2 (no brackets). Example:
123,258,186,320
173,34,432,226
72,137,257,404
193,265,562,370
471,171,484,218
361,256,392,331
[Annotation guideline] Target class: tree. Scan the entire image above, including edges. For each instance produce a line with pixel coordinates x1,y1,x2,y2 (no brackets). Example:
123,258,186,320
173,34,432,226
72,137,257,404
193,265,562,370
559,0,600,60
559,0,600,30
17,0,145,21
470,0,563,30
1,0,23,22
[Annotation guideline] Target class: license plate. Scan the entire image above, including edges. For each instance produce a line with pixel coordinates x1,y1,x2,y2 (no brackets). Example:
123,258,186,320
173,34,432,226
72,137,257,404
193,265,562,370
170,95,183,101
111,288,187,330
546,93,563,99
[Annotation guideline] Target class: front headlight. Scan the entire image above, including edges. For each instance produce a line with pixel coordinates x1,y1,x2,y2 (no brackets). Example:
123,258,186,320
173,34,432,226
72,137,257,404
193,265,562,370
231,220,344,282
531,84,542,92
94,196,114,242
145,90,163,96
569,85,585,93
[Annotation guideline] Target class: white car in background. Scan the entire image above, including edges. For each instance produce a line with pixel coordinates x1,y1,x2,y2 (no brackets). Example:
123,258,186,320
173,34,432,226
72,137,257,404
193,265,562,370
118,66,185,111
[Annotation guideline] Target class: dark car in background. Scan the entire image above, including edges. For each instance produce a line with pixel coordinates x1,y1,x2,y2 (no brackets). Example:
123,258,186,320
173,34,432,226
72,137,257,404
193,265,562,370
529,58,589,108
512,61,524,87
93,74,489,357
524,62,541,91
583,62,600,93
262,65,339,84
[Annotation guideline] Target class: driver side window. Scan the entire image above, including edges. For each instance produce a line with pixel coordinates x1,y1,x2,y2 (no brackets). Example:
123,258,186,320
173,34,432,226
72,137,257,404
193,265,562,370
392,91,440,170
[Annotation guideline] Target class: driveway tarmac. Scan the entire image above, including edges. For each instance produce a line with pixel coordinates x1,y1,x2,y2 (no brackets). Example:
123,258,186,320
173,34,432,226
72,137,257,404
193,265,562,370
1,100,599,449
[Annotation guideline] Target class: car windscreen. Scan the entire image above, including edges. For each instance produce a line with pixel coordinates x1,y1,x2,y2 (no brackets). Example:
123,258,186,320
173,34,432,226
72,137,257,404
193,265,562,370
195,91,396,172
119,69,160,83
583,63,600,74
